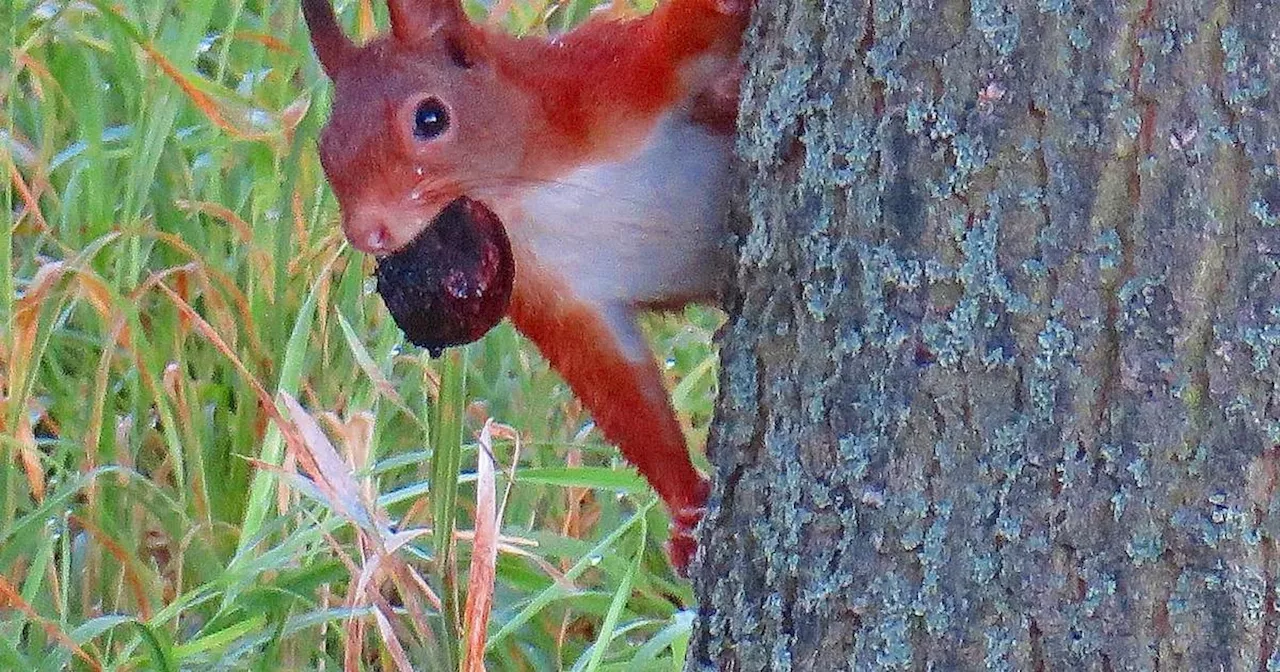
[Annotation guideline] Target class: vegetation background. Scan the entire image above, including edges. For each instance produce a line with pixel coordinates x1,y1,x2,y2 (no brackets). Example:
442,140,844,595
1,0,721,669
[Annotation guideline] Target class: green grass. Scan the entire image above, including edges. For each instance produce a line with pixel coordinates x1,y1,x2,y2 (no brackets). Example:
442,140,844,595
0,0,720,669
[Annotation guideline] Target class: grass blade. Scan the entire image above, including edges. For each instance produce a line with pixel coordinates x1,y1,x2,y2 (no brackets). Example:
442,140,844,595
579,514,645,672
462,421,501,672
233,251,338,564
431,346,468,669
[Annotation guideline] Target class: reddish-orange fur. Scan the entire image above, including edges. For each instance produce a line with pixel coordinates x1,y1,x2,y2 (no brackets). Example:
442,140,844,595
507,268,712,568
500,3,742,160
304,0,747,574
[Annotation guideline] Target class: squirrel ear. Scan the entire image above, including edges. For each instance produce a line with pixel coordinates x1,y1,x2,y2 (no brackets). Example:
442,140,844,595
302,0,356,75
387,0,487,67
387,0,464,40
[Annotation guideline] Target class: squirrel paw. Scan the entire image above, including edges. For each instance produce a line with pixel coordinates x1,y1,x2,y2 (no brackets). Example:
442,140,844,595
714,0,749,16
664,476,711,577
665,504,707,577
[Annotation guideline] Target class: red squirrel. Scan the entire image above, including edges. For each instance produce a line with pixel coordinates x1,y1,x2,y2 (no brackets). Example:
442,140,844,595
302,0,747,573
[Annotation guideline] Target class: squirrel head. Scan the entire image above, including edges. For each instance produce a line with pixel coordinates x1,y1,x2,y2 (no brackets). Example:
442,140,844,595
303,0,531,256
305,0,520,351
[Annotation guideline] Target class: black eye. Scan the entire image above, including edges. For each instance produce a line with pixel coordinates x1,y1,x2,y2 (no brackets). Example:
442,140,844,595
413,98,450,140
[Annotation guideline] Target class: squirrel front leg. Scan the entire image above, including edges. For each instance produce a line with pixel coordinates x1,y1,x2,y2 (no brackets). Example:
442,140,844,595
509,270,710,573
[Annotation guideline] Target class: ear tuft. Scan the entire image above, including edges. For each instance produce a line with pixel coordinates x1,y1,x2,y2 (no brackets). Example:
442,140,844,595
302,0,357,75
387,0,468,44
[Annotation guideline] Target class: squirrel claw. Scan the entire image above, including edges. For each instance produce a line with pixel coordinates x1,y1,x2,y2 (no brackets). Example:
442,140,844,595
665,505,706,577
665,476,710,577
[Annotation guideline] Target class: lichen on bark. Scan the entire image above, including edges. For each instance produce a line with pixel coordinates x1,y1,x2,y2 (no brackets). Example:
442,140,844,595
690,0,1280,669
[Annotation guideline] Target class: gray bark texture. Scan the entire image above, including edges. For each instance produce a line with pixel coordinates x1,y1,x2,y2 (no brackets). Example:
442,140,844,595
688,0,1280,669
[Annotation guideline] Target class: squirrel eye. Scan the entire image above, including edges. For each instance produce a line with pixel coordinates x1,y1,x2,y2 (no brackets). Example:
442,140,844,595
413,98,450,140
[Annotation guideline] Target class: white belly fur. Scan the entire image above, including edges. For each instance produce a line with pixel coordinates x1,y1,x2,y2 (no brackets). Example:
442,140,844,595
516,115,731,306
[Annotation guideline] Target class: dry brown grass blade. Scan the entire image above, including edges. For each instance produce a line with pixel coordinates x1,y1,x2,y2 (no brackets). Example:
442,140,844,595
15,406,44,501
372,605,416,672
236,463,379,671
73,271,125,343
160,361,212,525
483,422,522,524
461,420,501,672
13,52,51,103
82,262,222,472
281,392,382,531
150,231,268,356
169,199,275,297
155,283,317,483
232,30,290,52
82,319,127,456
322,411,377,503
344,551,416,671
173,200,255,243
69,514,154,620
0,574,101,671
347,528,444,647
278,449,298,514
163,282,452,664
291,189,310,257
8,153,49,233
371,536,443,647
335,532,417,672
342,602,364,672
336,532,369,672
140,42,277,142
242,464,416,672
83,314,129,556
12,260,68,392
396,559,446,613
559,440,592,565
283,396,445,661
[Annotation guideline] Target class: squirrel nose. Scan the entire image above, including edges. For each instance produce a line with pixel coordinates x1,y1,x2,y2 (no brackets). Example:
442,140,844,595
354,226,391,255
343,208,394,255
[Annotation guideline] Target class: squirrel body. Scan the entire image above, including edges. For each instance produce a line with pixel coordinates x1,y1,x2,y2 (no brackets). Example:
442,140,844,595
515,114,730,308
304,0,747,573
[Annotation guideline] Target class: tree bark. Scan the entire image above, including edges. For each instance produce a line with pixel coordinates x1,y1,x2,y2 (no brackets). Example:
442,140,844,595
690,0,1280,669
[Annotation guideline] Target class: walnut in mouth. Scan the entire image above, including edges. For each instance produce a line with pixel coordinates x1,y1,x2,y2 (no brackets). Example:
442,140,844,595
373,197,515,357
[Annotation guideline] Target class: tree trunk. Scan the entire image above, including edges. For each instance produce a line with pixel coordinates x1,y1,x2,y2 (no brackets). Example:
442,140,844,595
690,0,1280,668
